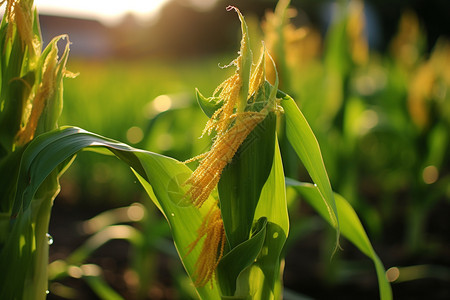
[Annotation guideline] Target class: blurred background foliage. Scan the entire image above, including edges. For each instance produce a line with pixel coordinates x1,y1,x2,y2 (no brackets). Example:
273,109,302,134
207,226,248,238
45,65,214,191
38,0,450,299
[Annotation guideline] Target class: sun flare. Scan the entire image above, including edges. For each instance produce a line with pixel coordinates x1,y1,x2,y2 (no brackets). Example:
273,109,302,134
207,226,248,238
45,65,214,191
33,0,170,24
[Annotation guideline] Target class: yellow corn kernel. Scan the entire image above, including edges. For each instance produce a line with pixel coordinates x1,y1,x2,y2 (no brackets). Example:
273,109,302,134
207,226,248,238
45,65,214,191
185,111,265,208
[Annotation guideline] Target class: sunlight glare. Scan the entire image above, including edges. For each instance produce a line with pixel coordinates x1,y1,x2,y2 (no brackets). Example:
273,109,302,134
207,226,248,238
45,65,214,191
34,0,170,24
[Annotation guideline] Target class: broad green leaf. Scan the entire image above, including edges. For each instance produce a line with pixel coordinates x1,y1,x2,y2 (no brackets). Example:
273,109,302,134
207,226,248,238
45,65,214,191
287,179,392,300
13,127,134,214
0,203,35,299
5,126,220,299
252,138,289,300
132,153,221,299
280,91,340,241
218,113,276,249
217,136,288,299
217,217,267,297
0,147,23,212
256,137,288,233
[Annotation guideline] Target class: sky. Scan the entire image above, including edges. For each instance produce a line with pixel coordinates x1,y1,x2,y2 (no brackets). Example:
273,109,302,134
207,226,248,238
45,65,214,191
34,0,171,25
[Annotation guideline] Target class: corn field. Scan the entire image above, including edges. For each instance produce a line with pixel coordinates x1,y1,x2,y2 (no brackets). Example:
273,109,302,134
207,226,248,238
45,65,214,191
1,0,449,299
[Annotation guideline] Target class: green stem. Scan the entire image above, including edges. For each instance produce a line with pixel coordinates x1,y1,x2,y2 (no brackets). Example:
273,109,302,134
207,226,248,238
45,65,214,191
26,178,60,300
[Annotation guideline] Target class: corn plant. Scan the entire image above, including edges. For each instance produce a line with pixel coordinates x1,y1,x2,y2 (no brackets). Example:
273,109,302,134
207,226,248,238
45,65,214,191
0,1,391,299
376,13,450,254
0,0,72,298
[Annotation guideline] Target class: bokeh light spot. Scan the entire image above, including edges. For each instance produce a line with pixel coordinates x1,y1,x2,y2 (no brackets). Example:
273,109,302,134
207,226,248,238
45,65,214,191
422,165,438,184
153,95,172,112
67,266,82,279
81,264,101,277
127,203,145,221
386,267,400,282
126,126,144,144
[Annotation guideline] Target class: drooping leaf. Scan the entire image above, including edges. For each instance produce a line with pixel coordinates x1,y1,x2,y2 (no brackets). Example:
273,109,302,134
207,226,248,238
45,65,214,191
287,179,392,300
5,126,221,299
280,91,340,242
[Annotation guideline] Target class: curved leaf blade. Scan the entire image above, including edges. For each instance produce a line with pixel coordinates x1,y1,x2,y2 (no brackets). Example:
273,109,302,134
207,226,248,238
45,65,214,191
11,126,220,299
287,179,392,300
279,91,340,240
195,88,223,118
252,138,289,299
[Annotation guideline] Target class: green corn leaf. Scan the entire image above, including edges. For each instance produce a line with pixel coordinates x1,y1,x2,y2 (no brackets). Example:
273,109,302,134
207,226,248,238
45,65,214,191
252,138,289,300
279,90,340,244
4,126,221,299
218,112,276,249
256,137,289,232
0,147,23,212
0,204,35,299
195,88,223,118
216,136,288,299
132,155,221,299
217,217,267,297
286,179,392,300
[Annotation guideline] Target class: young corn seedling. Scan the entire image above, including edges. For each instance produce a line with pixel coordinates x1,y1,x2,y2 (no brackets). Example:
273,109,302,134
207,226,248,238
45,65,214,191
1,1,391,299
